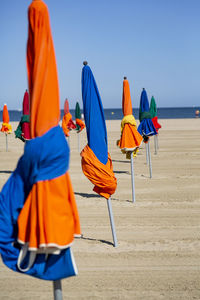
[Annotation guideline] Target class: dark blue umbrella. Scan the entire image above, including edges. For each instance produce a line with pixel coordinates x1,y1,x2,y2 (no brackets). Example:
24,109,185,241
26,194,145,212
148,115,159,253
138,88,157,137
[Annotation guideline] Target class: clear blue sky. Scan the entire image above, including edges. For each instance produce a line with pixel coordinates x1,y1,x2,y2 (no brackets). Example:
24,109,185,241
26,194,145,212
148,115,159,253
0,0,199,110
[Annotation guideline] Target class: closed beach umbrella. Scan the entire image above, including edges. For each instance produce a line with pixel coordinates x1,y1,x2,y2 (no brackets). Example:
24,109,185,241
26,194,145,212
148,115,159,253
150,96,161,154
0,1,81,299
117,77,143,202
150,96,161,132
62,99,76,137
75,102,85,133
1,104,12,151
138,88,157,178
75,102,85,152
15,90,31,142
81,62,118,246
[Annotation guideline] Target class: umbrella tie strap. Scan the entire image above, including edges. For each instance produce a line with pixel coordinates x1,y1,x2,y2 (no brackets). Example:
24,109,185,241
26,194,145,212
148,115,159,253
17,243,36,272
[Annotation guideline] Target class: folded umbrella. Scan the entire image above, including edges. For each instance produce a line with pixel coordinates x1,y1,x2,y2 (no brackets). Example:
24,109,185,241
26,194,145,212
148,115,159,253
62,99,76,137
0,0,81,290
138,88,157,178
150,96,161,154
117,77,143,202
15,90,31,142
81,62,118,246
75,102,85,133
1,103,12,151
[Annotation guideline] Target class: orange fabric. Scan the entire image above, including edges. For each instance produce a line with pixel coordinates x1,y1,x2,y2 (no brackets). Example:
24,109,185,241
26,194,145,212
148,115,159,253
118,123,143,150
122,79,132,116
2,104,9,123
81,145,117,199
1,105,12,133
18,173,81,248
76,118,85,132
17,0,81,250
62,113,72,137
27,0,60,138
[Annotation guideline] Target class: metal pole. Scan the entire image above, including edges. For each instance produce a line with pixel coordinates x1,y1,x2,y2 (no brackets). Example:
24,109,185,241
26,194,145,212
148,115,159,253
148,141,152,178
53,280,63,300
78,133,80,152
154,135,157,155
6,134,8,152
145,142,149,164
107,198,118,247
157,134,159,149
130,152,135,203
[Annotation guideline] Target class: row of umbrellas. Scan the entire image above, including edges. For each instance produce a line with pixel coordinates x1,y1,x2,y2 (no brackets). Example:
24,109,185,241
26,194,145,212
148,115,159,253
0,0,161,299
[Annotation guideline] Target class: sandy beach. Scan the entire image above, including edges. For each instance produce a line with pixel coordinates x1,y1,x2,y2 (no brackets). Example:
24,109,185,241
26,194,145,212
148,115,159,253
0,118,200,300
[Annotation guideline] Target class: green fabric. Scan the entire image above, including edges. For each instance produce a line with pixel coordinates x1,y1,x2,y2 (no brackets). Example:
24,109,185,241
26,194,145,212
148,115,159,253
149,96,157,118
14,114,30,142
75,102,81,119
139,111,152,121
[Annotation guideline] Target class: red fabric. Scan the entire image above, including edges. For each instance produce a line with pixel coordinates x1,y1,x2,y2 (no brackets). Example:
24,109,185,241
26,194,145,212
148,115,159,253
152,116,161,132
22,90,31,140
64,99,69,114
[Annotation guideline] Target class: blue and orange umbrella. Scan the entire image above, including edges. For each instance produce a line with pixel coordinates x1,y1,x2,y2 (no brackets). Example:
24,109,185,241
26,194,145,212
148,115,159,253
81,62,118,246
0,1,81,298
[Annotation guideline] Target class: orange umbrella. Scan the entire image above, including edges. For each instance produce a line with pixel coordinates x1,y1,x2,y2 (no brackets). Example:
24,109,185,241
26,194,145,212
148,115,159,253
1,104,12,134
0,1,80,294
1,104,12,151
117,77,143,202
117,78,142,157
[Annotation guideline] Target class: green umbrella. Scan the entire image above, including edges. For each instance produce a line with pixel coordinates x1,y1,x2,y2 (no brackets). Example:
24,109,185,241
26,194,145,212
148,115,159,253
75,102,81,131
149,96,157,119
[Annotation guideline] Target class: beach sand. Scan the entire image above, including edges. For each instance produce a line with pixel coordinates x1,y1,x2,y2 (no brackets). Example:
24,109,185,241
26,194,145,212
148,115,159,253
0,118,200,300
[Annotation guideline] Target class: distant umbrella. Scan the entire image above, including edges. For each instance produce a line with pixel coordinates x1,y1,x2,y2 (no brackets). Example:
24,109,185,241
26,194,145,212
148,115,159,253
62,99,76,137
81,62,118,247
117,77,143,202
75,102,85,152
150,96,161,154
1,104,12,151
15,90,31,142
138,89,157,178
0,2,81,300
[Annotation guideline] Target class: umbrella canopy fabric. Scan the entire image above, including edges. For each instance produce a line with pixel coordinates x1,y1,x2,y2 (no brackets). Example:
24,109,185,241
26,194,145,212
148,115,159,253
15,90,31,142
150,96,161,132
117,78,143,156
0,0,80,281
75,102,85,133
81,64,117,199
137,89,157,137
62,99,76,137
1,104,12,134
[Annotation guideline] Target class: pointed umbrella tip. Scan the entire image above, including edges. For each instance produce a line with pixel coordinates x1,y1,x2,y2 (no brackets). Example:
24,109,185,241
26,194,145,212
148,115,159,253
83,61,88,66
4,103,7,105
124,76,127,80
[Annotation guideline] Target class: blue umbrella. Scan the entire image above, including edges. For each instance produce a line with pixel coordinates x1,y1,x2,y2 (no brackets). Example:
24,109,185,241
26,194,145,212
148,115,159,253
138,88,157,137
138,88,157,178
82,63,108,165
81,61,117,247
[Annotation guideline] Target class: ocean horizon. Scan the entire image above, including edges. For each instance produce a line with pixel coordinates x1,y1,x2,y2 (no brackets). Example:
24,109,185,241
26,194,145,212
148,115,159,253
0,107,199,121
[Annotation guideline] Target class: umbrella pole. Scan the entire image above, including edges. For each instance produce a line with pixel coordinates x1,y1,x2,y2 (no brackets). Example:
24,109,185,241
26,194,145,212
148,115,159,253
107,198,118,247
130,151,135,203
147,141,152,178
154,135,157,155
145,143,149,164
53,280,63,300
5,133,8,152
77,133,80,152
157,134,159,149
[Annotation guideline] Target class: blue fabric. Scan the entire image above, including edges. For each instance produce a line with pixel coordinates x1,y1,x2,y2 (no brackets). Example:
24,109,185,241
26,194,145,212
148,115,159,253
0,126,77,280
138,89,157,137
81,65,108,165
